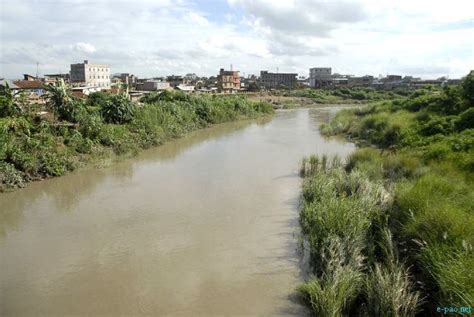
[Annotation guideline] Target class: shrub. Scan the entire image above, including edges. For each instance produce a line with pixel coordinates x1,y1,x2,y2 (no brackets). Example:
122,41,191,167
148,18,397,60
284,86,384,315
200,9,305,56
456,108,474,131
100,94,135,124
0,161,25,191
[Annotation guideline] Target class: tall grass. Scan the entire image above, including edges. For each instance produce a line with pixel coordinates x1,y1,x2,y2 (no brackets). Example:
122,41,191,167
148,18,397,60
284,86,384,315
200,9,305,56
309,73,474,314
298,155,422,316
298,236,364,317
365,229,421,317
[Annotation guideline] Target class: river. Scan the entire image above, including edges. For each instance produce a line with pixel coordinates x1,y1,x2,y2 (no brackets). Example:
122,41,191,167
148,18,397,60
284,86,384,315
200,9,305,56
0,107,354,316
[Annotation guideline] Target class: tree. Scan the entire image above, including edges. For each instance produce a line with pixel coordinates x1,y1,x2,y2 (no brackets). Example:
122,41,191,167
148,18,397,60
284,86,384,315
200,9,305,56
461,70,474,105
0,83,22,117
43,79,81,122
247,82,260,92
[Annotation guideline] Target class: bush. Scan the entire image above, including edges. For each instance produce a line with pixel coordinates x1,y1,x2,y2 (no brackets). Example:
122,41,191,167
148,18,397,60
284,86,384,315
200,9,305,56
100,94,135,124
456,108,474,131
0,161,25,191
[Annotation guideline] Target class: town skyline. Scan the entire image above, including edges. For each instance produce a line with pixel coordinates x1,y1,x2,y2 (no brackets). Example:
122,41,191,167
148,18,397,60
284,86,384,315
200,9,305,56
1,0,473,79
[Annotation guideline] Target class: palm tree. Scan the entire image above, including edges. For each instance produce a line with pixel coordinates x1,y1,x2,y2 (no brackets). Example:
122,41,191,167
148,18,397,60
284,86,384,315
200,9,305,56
43,79,77,121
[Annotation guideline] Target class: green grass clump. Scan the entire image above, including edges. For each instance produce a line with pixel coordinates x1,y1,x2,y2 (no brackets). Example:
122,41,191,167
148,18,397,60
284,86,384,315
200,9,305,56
298,236,364,317
366,263,421,317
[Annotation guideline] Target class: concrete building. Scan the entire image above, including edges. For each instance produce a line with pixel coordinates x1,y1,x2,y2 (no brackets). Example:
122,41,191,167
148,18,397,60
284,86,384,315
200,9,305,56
70,60,110,88
217,68,240,93
115,73,137,88
176,84,195,92
347,75,374,87
44,73,70,84
135,80,170,91
309,67,332,88
259,71,297,89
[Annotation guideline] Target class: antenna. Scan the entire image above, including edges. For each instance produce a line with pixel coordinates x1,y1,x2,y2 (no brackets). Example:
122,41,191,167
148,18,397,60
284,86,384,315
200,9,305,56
277,67,279,73
36,62,39,79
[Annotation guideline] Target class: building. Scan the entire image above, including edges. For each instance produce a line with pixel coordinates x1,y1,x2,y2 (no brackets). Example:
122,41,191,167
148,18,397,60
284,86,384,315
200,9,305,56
183,73,198,84
13,79,45,96
71,86,102,96
309,67,332,88
176,84,195,92
347,75,374,87
217,68,240,93
70,60,111,88
259,71,297,89
167,75,184,87
114,73,137,88
22,74,38,81
135,80,170,91
44,73,70,84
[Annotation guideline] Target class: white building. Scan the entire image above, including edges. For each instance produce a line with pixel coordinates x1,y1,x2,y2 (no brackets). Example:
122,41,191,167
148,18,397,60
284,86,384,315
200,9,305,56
309,67,332,88
70,60,111,88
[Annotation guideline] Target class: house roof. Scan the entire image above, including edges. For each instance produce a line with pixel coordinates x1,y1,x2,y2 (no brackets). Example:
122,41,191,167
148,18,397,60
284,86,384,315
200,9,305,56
0,79,19,89
13,80,44,89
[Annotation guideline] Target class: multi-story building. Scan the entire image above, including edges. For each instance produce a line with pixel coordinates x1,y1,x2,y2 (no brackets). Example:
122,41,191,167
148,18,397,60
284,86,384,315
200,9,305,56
309,67,332,88
70,60,111,88
217,68,240,93
259,71,297,89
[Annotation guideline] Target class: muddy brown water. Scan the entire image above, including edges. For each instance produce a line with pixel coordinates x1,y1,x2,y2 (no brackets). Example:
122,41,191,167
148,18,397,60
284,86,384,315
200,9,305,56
0,108,355,316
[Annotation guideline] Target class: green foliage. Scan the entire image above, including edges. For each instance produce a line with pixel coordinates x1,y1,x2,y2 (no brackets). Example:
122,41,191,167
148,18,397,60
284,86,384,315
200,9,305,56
303,73,473,315
0,161,25,191
44,80,83,122
0,91,273,190
298,236,364,317
461,70,474,105
456,108,474,131
298,155,421,315
100,94,135,124
366,263,421,317
0,83,22,117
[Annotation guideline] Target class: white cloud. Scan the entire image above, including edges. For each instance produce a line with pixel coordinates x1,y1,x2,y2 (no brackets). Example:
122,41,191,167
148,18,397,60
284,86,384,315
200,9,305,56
72,42,96,54
0,0,472,79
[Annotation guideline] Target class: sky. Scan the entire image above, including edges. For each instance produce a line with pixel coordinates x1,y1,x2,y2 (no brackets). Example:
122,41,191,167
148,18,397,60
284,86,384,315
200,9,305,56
0,0,473,79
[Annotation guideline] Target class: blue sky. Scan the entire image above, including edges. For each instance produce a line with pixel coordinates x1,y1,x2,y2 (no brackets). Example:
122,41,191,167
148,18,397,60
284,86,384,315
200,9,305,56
0,0,473,79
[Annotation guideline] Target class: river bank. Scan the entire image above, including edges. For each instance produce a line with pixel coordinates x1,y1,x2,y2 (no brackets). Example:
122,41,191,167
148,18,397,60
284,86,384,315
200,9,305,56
297,73,473,316
0,90,273,192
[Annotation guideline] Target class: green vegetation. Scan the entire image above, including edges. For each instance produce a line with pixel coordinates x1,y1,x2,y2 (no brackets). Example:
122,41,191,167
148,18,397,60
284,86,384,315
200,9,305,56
277,87,410,104
0,85,273,191
299,71,473,316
